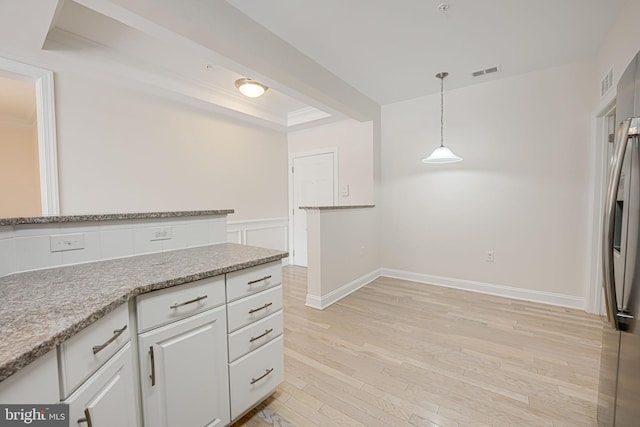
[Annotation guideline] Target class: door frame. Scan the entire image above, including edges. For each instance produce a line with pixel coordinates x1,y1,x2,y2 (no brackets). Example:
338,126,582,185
288,148,338,266
587,95,616,314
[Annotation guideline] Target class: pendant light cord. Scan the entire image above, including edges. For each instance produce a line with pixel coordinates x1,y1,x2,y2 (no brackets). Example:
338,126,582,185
440,75,444,147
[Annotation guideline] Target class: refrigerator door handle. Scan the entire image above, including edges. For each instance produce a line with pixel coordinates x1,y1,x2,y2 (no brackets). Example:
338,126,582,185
603,118,633,331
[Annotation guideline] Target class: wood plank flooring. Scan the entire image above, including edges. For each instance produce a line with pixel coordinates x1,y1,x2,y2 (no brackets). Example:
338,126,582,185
234,266,603,426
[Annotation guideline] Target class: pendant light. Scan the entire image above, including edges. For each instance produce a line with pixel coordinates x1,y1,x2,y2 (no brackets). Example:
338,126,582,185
422,72,463,164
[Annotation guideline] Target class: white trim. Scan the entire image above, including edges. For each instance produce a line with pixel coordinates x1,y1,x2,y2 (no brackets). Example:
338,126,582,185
225,218,288,255
305,269,382,310
287,106,331,127
0,57,59,216
586,100,616,315
303,267,586,311
381,269,585,310
288,148,339,266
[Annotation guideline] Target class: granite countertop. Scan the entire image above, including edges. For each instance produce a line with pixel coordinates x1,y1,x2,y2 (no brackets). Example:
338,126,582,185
299,205,375,210
0,243,287,382
0,209,235,226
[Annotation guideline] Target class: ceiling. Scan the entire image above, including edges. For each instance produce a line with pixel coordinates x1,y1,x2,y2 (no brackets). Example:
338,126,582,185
0,0,627,131
227,0,626,105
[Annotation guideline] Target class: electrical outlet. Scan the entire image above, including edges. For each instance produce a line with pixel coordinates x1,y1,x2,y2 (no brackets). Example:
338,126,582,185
50,233,85,252
486,251,494,262
149,227,172,241
341,185,350,197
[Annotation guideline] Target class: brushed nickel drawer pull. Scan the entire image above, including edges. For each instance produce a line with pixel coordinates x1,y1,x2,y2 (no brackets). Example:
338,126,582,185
77,408,93,426
250,368,274,385
247,275,272,285
170,295,208,309
249,302,273,314
149,346,156,386
92,325,127,355
249,328,274,342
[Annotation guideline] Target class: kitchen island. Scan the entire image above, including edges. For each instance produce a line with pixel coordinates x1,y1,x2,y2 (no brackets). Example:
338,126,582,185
0,210,288,426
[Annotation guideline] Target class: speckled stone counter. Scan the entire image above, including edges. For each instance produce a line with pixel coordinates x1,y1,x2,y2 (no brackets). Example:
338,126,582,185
0,243,287,382
0,209,234,226
299,205,375,210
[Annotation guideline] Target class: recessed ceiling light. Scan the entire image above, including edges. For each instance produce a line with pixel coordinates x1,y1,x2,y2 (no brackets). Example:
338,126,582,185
234,78,268,98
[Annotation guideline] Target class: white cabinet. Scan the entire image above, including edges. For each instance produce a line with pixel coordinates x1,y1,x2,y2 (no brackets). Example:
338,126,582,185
0,259,283,427
229,336,284,420
65,343,138,427
137,276,226,333
226,261,284,422
0,349,59,404
138,302,230,427
58,303,130,398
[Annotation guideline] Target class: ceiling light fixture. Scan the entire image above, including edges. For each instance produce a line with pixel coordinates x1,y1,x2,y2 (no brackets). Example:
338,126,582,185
234,78,268,98
422,72,463,164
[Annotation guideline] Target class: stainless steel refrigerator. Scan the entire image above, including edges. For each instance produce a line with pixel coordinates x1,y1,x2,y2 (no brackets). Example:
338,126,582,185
599,51,640,426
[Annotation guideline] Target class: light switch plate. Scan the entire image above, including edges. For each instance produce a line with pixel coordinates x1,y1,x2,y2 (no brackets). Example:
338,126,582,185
50,233,85,252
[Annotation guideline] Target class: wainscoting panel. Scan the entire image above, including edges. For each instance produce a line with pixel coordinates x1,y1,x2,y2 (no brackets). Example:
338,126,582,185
227,218,289,260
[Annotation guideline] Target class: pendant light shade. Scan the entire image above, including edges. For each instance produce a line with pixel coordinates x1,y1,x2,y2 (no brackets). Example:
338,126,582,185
422,72,463,164
422,146,463,163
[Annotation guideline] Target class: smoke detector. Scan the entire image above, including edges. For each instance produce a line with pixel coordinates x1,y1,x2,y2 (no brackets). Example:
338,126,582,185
438,2,450,12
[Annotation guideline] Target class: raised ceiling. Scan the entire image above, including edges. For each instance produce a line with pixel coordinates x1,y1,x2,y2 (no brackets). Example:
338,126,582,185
0,0,627,131
227,0,626,105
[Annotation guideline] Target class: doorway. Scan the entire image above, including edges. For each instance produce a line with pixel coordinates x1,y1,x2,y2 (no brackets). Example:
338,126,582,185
0,57,59,217
289,149,337,266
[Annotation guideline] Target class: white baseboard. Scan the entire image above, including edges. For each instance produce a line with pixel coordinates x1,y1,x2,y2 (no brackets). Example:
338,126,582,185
303,268,585,311
305,268,382,310
380,268,585,310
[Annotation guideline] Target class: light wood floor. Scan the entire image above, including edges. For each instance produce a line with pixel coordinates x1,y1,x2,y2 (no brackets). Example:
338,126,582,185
234,266,603,426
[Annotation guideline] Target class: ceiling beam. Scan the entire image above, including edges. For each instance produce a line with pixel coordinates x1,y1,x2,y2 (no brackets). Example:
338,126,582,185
73,0,380,122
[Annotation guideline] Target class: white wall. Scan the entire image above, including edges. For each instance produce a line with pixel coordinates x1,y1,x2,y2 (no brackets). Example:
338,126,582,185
0,124,41,217
54,72,288,221
305,207,379,309
594,0,640,104
288,119,374,205
380,60,593,303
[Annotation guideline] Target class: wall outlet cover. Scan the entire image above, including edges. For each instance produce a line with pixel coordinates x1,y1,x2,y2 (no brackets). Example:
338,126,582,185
50,233,85,252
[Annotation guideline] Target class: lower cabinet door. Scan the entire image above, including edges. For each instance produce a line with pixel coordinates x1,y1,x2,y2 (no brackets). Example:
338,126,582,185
65,342,138,427
139,306,230,427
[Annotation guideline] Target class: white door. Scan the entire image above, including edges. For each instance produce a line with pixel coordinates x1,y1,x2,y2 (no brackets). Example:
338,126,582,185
65,344,138,427
139,306,230,427
292,153,335,266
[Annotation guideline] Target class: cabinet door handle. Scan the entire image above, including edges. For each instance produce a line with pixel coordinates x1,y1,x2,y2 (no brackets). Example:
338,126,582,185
250,368,274,385
92,325,127,355
149,346,156,386
249,302,272,314
169,295,208,309
247,275,272,285
77,408,93,426
249,328,274,343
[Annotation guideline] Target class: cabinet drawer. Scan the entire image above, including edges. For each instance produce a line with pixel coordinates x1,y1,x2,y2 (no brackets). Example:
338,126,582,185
229,336,284,421
137,275,225,333
58,303,130,399
227,285,283,333
226,262,282,303
228,311,283,362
